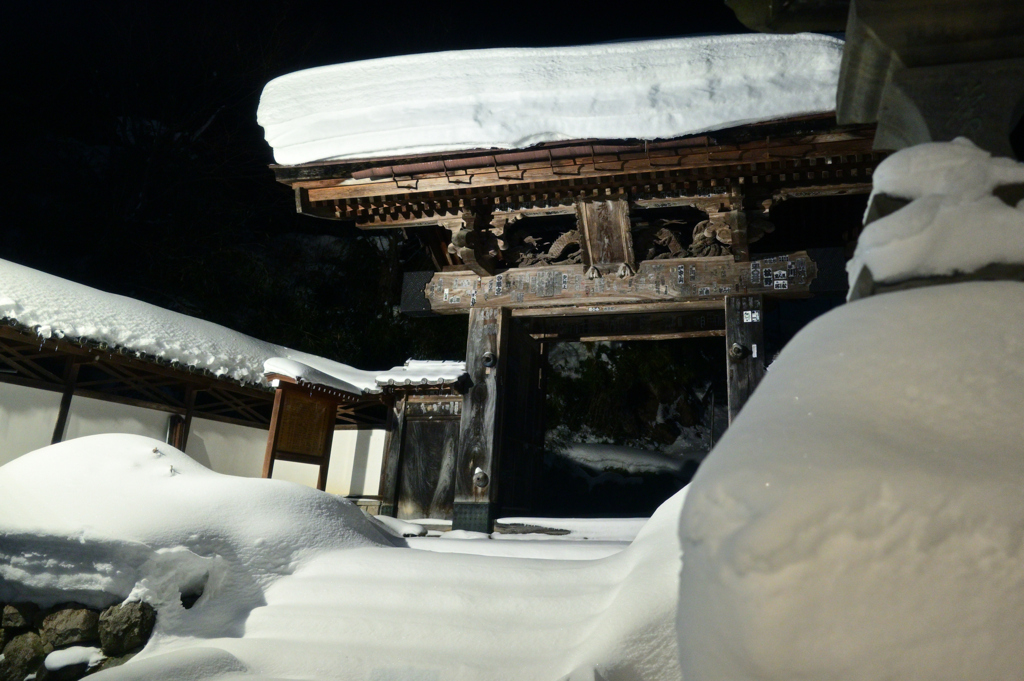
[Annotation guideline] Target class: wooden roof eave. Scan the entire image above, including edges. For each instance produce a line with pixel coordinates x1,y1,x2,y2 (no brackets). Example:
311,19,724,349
271,117,881,228
270,114,872,187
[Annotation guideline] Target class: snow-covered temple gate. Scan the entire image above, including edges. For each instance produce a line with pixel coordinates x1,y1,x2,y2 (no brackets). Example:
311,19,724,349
271,115,883,531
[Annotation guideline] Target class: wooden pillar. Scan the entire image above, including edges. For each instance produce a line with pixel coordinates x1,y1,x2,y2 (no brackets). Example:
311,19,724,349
316,420,333,492
575,196,635,279
453,307,510,533
377,394,406,518
725,294,766,423
50,358,81,445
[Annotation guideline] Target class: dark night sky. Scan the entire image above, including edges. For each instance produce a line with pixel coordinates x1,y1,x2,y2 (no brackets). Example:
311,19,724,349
0,2,749,367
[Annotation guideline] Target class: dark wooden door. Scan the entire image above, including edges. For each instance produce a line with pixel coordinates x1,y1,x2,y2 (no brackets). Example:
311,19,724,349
396,417,460,520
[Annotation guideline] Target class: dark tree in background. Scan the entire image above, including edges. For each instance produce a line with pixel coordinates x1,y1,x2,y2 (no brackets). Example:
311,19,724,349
0,3,745,368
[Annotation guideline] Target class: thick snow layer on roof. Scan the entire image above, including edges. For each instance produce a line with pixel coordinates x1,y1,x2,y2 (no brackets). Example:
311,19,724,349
848,138,1024,288
677,282,1024,679
1,434,687,680
372,359,466,388
263,356,367,394
0,258,460,391
258,33,843,165
263,357,466,393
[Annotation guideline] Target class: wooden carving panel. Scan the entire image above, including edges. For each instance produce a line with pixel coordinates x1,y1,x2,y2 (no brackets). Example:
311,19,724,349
424,252,817,313
276,390,334,458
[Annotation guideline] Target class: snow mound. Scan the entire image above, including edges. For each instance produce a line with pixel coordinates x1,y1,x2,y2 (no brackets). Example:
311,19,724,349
678,282,1024,680
0,434,395,636
848,138,1024,288
258,33,843,165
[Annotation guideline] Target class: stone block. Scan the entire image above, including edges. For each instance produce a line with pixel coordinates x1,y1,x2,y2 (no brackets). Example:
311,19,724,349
39,608,99,650
98,602,155,657
0,632,46,681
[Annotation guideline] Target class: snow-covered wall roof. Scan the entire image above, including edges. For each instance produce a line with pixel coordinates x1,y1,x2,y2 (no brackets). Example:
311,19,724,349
257,33,844,165
847,138,1024,290
0,259,464,393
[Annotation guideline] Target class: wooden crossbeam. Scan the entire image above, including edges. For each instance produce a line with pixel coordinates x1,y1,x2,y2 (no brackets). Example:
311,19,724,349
201,386,271,425
0,337,67,384
423,252,817,314
81,361,187,408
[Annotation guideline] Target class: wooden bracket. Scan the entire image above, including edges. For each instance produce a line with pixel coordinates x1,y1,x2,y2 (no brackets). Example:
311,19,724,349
574,196,635,279
449,210,499,276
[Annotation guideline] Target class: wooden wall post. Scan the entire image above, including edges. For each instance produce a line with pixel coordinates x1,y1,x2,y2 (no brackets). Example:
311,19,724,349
50,358,81,444
377,394,407,517
169,386,196,451
725,294,766,423
261,387,286,479
453,307,510,532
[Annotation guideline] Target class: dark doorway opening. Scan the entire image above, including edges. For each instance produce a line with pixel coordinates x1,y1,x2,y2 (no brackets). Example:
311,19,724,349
530,337,727,517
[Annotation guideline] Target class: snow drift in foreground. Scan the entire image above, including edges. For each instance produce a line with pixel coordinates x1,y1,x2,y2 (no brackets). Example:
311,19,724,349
0,434,686,680
0,435,396,632
848,137,1024,288
258,33,843,165
678,281,1024,680
0,258,464,390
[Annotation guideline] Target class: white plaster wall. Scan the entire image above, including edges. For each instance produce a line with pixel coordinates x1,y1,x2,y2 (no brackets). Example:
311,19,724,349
328,429,386,496
64,395,169,442
270,459,320,489
185,417,266,478
1,383,386,497
0,382,62,466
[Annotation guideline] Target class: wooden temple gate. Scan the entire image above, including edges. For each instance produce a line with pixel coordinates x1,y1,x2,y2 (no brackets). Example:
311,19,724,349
271,114,883,531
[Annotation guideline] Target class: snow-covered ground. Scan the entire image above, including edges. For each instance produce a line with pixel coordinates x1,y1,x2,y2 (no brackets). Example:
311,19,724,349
0,258,463,391
1,434,685,680
258,33,843,164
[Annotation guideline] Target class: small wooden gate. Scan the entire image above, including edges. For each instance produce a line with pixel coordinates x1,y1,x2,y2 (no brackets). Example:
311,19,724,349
380,395,463,520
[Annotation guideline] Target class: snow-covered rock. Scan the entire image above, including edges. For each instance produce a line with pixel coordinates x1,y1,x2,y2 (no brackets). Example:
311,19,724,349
677,281,1024,680
0,434,396,634
848,138,1024,289
258,33,843,164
